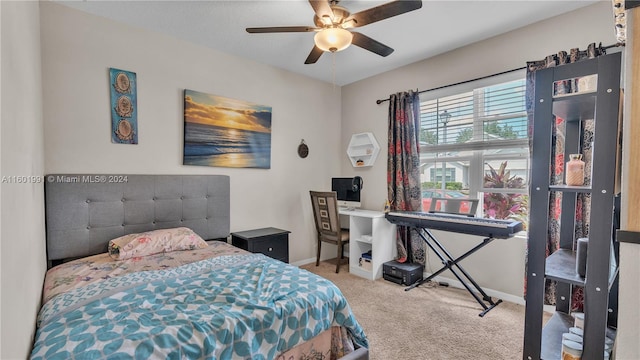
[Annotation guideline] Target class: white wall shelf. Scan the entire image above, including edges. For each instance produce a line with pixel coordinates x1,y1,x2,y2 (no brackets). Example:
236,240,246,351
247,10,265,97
347,132,380,167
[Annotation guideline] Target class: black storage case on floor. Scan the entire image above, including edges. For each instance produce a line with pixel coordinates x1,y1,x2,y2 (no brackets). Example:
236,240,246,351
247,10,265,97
382,260,423,286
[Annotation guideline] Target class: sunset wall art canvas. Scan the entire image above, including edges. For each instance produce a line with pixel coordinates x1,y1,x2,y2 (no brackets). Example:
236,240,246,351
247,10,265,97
183,90,272,168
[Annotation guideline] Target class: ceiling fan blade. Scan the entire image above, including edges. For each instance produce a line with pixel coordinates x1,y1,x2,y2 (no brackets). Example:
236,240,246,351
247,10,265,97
308,0,334,24
304,45,324,64
351,32,394,57
349,0,422,27
246,26,317,33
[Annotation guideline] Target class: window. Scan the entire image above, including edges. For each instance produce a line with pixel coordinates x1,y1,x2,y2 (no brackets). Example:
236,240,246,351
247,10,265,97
429,167,455,182
419,77,529,226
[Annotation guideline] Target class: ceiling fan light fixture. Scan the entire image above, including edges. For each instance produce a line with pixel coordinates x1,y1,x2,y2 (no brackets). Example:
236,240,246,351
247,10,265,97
314,27,352,52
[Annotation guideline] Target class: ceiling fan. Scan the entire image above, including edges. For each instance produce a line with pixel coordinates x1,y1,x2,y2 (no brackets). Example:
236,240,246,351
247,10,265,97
246,0,422,64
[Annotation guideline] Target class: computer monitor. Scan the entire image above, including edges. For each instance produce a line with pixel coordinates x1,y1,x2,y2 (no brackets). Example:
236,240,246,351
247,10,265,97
331,177,362,209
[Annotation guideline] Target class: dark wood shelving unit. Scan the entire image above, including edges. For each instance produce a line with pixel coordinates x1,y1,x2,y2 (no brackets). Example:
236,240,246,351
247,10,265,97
541,312,574,360
545,249,584,287
523,52,622,360
552,92,596,121
545,249,618,292
548,185,591,193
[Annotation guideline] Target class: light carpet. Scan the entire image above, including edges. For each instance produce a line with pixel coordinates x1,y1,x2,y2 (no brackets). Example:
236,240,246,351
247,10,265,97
301,259,530,360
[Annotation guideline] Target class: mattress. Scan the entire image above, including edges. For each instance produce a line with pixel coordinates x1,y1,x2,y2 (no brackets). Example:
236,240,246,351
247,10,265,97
31,241,368,359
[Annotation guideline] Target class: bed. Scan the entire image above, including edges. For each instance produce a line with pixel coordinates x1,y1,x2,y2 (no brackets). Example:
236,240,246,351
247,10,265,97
31,174,369,359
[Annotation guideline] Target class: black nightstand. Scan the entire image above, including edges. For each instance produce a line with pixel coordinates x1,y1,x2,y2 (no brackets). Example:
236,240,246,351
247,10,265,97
231,227,290,263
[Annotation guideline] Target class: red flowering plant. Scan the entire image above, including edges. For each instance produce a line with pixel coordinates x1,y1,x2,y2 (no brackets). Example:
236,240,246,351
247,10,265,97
483,161,529,229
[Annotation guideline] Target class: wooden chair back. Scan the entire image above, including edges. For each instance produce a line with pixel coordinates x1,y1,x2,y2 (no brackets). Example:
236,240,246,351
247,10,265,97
310,191,342,240
309,191,349,273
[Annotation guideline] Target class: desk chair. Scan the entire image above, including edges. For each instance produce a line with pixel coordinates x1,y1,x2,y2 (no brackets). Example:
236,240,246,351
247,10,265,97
429,197,479,217
309,191,349,273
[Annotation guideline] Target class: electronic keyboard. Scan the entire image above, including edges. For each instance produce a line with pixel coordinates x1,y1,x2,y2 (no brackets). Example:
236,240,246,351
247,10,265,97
385,211,523,239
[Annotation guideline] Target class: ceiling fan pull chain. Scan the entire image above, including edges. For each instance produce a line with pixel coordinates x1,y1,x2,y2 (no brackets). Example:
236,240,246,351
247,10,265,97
332,52,337,89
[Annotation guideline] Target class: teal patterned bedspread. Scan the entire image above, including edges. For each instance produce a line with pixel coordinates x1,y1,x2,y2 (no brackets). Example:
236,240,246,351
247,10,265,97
31,254,368,359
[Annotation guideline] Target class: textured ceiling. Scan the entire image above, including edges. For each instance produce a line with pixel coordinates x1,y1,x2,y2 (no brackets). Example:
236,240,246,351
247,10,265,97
57,1,598,85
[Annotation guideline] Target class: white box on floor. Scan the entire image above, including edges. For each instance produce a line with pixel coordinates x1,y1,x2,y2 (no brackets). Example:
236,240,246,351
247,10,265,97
359,257,372,272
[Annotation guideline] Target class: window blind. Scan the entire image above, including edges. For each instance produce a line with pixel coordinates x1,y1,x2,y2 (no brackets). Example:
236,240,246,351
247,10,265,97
419,79,527,149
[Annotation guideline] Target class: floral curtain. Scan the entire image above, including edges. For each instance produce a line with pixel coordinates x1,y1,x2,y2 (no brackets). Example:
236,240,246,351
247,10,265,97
525,43,606,309
387,90,424,264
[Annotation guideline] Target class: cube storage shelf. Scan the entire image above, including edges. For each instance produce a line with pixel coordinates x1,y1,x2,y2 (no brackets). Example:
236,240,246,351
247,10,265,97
338,209,396,281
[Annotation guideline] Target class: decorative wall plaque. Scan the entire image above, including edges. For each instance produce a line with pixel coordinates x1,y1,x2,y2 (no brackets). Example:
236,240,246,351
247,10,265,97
109,68,138,144
298,139,309,158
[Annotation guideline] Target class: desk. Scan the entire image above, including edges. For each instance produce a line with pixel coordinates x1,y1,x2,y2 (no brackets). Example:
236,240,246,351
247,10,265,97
338,209,396,280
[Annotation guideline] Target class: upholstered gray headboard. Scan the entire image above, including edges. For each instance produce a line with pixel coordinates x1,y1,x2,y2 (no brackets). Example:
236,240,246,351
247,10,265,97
45,174,230,264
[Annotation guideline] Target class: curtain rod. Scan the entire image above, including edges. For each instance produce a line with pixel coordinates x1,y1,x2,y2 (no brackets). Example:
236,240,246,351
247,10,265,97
375,42,624,105
375,67,525,104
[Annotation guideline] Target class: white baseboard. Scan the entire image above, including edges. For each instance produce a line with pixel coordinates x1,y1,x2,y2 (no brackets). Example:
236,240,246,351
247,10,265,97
421,275,557,312
292,250,348,267
292,257,316,267
420,273,526,306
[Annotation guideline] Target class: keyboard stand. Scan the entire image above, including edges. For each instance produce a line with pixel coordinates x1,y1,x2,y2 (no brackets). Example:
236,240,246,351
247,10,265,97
404,226,503,317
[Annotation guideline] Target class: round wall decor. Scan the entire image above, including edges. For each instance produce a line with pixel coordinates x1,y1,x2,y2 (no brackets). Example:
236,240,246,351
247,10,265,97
298,139,309,158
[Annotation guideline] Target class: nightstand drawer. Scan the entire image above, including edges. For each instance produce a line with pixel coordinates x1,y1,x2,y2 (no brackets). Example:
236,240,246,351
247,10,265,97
251,236,288,262
231,227,290,263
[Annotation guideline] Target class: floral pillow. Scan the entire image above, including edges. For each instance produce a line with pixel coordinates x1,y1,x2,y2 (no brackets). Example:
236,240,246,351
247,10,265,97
108,227,208,260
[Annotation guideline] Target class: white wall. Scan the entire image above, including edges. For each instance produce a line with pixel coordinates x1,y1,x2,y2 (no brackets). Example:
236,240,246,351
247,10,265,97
341,2,617,298
39,1,342,265
0,1,47,359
